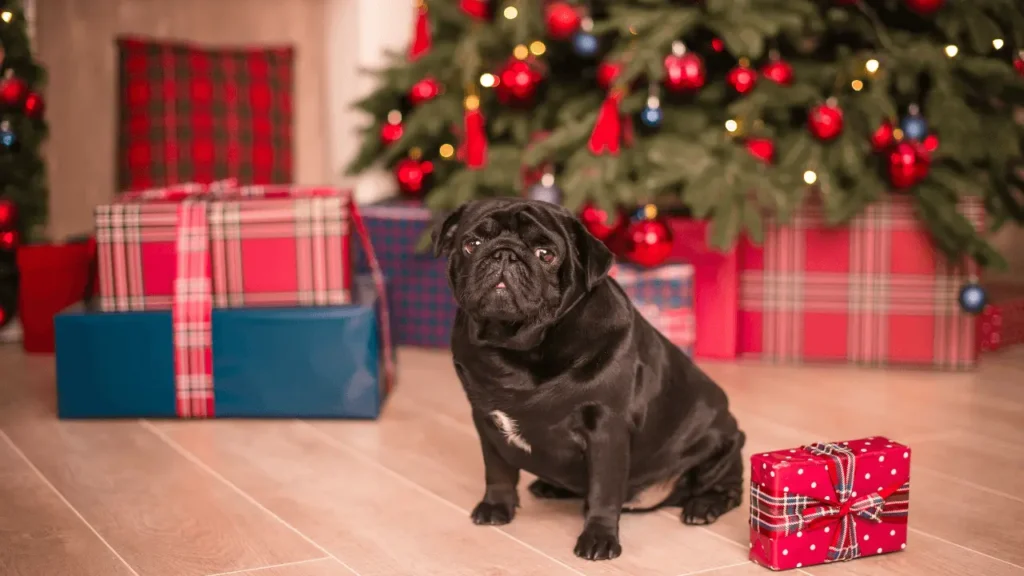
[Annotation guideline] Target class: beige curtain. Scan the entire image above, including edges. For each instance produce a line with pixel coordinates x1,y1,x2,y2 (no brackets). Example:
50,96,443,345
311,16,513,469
35,0,328,239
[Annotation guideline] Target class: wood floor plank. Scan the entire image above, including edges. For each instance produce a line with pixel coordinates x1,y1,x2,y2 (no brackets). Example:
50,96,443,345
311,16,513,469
0,435,136,576
221,558,341,576
150,419,586,576
0,362,323,576
910,431,1024,498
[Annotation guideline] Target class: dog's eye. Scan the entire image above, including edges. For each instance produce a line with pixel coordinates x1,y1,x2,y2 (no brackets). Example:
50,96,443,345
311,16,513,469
535,248,555,263
464,240,481,254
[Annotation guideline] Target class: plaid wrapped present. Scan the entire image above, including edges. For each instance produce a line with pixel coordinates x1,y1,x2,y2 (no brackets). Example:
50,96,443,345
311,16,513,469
93,183,393,417
978,283,1024,353
610,263,696,355
738,196,983,369
749,438,911,571
355,200,456,348
117,37,293,191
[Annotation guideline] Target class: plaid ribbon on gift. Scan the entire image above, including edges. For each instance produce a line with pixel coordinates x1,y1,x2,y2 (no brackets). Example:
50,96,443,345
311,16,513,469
612,264,696,354
739,197,983,369
173,199,214,418
750,442,911,562
117,37,293,191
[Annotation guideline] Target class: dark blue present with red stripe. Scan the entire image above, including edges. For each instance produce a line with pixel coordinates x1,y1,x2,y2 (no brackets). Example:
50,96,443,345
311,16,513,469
53,275,396,419
610,263,696,356
355,200,455,348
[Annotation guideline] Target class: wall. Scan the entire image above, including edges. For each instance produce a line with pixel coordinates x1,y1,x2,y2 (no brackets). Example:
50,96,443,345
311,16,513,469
35,0,328,239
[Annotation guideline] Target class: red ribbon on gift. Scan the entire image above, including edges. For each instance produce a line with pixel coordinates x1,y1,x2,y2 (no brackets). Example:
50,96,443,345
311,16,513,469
750,442,910,562
117,182,395,417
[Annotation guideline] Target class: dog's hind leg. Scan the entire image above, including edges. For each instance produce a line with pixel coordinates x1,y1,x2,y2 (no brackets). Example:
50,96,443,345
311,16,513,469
679,430,745,526
528,479,583,500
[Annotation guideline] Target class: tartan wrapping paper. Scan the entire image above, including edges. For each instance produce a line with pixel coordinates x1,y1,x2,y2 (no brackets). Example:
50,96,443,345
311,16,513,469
117,37,293,191
978,290,1024,353
208,185,352,308
749,437,912,571
610,263,696,356
355,201,457,348
738,197,984,369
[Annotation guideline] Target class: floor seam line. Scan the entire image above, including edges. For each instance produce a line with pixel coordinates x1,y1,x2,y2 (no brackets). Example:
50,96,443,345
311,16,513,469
0,428,143,576
908,528,1024,570
139,420,363,576
297,420,589,576
203,556,335,576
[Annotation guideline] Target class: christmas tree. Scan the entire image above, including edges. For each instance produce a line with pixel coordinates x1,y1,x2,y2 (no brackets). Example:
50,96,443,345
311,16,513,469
0,0,47,328
346,0,1024,268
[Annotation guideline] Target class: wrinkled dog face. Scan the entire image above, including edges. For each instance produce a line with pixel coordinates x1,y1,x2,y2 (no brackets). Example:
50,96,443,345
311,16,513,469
432,198,612,324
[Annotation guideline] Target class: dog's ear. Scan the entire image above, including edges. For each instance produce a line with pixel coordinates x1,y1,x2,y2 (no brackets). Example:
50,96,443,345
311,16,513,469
570,217,614,290
431,205,467,257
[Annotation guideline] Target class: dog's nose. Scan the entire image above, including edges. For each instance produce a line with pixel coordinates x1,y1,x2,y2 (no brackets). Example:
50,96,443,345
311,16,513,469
491,248,518,263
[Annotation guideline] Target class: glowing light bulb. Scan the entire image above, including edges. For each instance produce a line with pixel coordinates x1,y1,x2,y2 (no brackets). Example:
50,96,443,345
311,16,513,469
725,119,738,133
529,41,546,56
993,38,1004,50
503,6,518,19
513,44,529,60
439,144,454,158
851,80,864,91
480,73,496,88
803,171,817,185
387,110,403,124
944,45,958,57
0,11,12,22
865,59,880,73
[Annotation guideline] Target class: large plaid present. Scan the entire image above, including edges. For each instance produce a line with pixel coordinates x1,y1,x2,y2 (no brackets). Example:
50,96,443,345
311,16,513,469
117,37,293,191
978,283,1024,353
355,200,456,348
738,196,983,369
54,275,395,419
749,438,911,571
93,183,393,418
610,263,696,355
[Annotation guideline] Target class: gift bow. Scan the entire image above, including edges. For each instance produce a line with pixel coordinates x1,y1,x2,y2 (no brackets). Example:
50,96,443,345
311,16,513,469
750,442,910,563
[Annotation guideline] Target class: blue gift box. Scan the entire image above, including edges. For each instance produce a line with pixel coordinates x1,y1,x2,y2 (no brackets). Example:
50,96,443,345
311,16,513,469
354,200,456,348
54,275,395,419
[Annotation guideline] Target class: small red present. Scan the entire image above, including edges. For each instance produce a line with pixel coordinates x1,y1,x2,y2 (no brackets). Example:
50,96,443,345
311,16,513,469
749,438,911,571
978,284,1024,353
738,196,982,369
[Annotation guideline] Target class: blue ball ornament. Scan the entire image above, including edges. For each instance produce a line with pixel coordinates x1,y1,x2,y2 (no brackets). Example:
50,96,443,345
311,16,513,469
639,96,662,128
958,283,987,315
900,114,928,141
527,174,562,205
572,32,599,57
0,122,14,149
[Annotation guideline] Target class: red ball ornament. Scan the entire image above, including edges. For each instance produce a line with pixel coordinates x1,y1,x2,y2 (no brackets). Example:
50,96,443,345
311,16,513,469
664,43,705,92
808,101,844,141
23,91,45,119
0,199,14,228
745,138,775,163
496,59,543,105
545,2,581,40
579,203,624,242
380,122,403,145
0,74,28,107
596,61,623,90
888,142,927,189
922,134,939,153
621,209,674,268
761,58,794,85
395,157,434,196
0,230,18,251
408,77,441,105
871,121,895,152
459,0,490,20
726,64,757,94
904,0,944,15
1014,53,1024,76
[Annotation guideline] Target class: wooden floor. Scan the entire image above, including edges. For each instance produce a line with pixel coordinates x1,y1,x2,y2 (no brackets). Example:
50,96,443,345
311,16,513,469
1,346,1023,576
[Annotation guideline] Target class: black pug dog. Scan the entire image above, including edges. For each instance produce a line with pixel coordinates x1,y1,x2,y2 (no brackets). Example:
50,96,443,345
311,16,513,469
432,198,745,561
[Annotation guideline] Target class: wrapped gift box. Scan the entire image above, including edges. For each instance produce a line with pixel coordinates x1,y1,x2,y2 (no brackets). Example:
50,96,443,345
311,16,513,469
356,200,456,348
978,283,1024,353
665,217,738,359
610,263,696,356
738,197,983,369
749,438,911,571
95,184,353,312
54,275,395,419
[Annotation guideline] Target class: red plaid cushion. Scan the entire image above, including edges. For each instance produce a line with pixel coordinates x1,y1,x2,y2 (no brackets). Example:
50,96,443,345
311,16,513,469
117,37,294,191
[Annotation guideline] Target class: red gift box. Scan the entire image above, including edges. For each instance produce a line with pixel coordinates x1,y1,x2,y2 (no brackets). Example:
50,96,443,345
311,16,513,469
978,284,1024,353
738,197,983,369
610,263,696,355
666,218,738,359
16,240,96,354
749,438,911,571
95,183,354,312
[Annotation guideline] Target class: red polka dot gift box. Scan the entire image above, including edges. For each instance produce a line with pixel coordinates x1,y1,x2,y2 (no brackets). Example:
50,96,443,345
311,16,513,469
749,438,911,571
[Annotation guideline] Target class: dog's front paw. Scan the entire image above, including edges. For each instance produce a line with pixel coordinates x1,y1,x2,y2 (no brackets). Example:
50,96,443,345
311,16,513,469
681,489,741,525
573,525,622,561
470,500,516,526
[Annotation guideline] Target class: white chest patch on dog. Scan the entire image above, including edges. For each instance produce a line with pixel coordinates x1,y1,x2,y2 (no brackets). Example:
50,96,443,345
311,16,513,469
490,410,532,453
